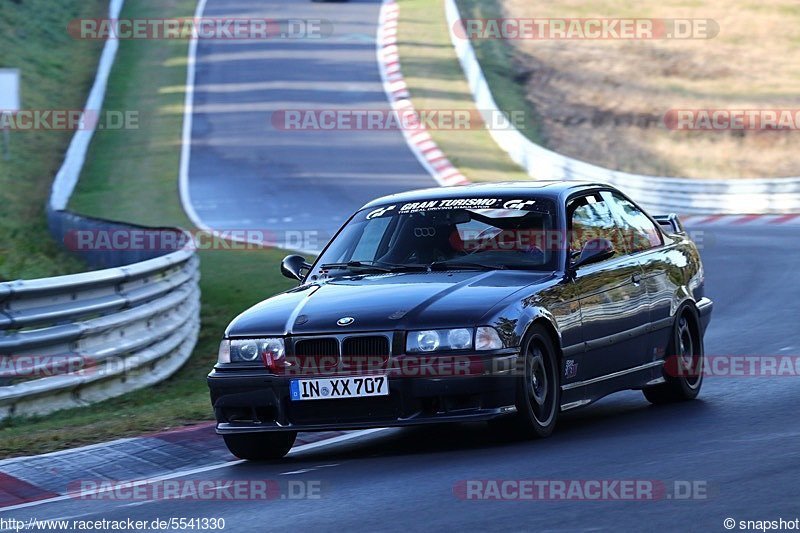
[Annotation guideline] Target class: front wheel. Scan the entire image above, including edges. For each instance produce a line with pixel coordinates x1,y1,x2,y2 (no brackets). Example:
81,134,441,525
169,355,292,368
223,431,297,461
513,325,560,438
643,307,703,404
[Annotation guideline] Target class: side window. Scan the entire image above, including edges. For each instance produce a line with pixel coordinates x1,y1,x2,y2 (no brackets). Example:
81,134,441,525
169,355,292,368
601,191,663,253
568,193,624,261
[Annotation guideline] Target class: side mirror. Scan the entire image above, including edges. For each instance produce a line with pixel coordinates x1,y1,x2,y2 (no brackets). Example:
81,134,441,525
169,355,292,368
281,255,312,281
572,238,615,270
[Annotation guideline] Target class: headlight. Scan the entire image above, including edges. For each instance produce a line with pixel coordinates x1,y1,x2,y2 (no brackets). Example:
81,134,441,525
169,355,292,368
406,328,473,353
448,328,473,349
416,330,440,352
222,338,286,365
238,341,259,361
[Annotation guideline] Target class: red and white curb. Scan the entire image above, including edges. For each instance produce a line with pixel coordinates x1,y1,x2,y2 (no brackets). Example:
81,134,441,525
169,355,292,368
377,0,470,188
679,214,800,226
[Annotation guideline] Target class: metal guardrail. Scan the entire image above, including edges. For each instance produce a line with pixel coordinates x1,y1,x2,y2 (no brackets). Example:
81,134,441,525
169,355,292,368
0,212,200,421
0,0,199,421
444,0,800,214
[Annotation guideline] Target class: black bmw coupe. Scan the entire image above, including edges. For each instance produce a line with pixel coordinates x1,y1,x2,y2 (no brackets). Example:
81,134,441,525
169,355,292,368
208,181,712,460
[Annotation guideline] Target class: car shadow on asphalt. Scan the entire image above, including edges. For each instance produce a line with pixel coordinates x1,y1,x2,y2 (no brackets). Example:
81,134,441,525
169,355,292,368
227,392,715,468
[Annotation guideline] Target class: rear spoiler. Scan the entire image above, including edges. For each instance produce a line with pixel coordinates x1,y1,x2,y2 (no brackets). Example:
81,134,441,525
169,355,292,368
652,213,686,235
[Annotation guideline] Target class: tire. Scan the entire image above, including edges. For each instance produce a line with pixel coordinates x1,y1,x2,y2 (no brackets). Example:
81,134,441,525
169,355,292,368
223,431,297,461
643,307,703,404
511,324,560,438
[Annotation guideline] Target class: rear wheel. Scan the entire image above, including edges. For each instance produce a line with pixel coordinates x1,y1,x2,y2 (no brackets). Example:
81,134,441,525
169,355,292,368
512,325,560,438
223,431,297,461
643,307,703,404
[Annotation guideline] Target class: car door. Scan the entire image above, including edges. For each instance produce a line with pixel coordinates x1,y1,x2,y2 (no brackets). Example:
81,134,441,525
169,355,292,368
567,192,651,382
601,190,672,364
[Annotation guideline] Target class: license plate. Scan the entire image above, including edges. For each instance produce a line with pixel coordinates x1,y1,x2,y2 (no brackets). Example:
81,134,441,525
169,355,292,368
289,375,389,401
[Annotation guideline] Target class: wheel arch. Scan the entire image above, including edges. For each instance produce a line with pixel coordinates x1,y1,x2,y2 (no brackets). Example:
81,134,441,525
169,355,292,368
673,297,701,327
521,315,564,363
675,300,703,348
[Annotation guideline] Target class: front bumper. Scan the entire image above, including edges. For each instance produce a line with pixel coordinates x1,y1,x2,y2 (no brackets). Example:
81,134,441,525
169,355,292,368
208,353,520,433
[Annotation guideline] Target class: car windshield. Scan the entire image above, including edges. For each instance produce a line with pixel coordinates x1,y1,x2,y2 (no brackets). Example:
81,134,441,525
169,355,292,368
310,196,560,278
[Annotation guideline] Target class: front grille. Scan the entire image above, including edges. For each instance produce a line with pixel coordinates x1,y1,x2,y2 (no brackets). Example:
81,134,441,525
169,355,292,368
342,336,390,357
294,338,339,357
292,337,339,373
290,335,392,374
343,336,390,369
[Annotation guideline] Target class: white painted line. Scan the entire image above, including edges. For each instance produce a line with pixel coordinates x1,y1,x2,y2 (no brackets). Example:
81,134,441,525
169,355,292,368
177,0,209,235
175,0,319,255
279,463,340,476
49,0,125,210
289,428,388,455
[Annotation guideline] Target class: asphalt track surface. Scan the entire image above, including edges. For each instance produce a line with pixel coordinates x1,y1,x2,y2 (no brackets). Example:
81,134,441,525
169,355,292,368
185,0,435,246
3,0,799,531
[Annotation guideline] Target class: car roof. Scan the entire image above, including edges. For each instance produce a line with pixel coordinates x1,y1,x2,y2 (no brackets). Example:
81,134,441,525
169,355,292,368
360,180,611,210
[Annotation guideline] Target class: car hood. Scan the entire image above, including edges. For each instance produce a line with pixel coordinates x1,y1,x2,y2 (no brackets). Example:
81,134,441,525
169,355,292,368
226,270,556,337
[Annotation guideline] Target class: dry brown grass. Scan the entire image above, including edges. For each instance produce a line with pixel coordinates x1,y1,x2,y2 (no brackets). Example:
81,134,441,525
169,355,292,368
498,0,800,178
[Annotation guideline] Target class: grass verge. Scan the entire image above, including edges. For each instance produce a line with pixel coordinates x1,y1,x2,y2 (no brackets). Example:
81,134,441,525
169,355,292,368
0,0,106,280
455,0,800,179
397,0,528,182
0,0,296,458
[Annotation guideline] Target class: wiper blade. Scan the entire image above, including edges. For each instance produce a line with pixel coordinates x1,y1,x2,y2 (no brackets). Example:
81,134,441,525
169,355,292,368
320,261,428,273
429,260,504,271
383,264,429,272
321,261,393,272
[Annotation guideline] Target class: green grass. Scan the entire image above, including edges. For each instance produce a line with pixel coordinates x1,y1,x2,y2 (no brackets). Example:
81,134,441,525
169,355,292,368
396,0,530,182
454,0,544,146
444,0,800,179
0,0,297,458
0,0,106,280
